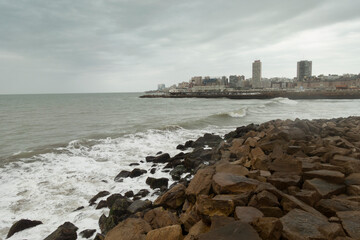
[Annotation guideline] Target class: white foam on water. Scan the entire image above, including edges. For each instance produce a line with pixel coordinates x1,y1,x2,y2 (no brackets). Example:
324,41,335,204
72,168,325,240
0,127,233,240
227,108,247,118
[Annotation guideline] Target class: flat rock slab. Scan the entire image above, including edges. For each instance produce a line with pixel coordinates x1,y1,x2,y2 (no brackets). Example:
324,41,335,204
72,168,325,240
197,221,261,240
345,173,360,185
267,172,301,190
215,163,249,176
234,206,264,223
337,211,360,239
303,170,345,183
280,209,335,240
316,198,360,217
330,155,360,174
212,172,260,194
186,167,215,203
303,178,345,198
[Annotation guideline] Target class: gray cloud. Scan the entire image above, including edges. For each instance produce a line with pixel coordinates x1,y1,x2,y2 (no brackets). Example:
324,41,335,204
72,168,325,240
0,0,359,93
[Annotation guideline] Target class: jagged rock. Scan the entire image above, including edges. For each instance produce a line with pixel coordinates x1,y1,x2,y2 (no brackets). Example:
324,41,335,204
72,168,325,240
229,141,250,159
234,206,263,223
337,211,360,239
80,229,96,238
212,172,260,195
146,177,169,189
330,155,360,174
258,207,283,218
186,167,215,203
144,207,179,229
294,189,319,206
196,195,235,217
154,184,186,209
345,173,360,185
215,163,249,176
127,200,152,214
114,171,131,181
130,168,147,178
134,189,150,198
315,198,360,217
212,193,249,206
209,216,235,230
44,222,78,240
6,219,42,238
267,172,301,190
197,221,261,240
192,133,222,148
146,224,183,240
170,165,186,180
252,190,279,207
110,198,133,216
303,169,345,183
184,220,210,240
180,204,201,232
303,178,345,198
150,168,156,174
89,191,111,205
280,209,341,240
268,157,302,174
184,148,213,170
252,217,282,240
104,218,152,240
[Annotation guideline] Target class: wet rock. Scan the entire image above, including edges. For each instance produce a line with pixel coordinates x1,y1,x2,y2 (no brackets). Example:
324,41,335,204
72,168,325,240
106,194,124,208
130,168,147,178
110,198,133,217
6,219,42,239
89,191,110,205
150,168,156,174
79,229,96,238
127,200,152,214
280,209,336,240
134,189,150,199
186,167,215,203
303,178,345,198
252,217,282,240
73,206,84,211
124,191,134,198
176,144,186,150
143,207,179,229
184,148,213,170
96,200,108,210
44,222,78,240
197,221,261,240
146,177,169,189
114,170,131,181
184,140,194,148
94,233,105,240
337,211,360,239
154,184,186,209
212,172,260,195
234,206,263,223
303,169,345,183
170,165,186,180
146,153,171,163
146,224,183,240
104,218,152,240
129,163,140,166
192,133,222,148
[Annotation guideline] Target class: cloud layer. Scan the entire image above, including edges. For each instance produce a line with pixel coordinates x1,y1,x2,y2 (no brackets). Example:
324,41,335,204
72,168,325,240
1,0,359,93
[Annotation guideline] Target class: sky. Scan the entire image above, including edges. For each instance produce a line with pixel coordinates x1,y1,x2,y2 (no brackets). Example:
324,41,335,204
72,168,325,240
0,0,360,94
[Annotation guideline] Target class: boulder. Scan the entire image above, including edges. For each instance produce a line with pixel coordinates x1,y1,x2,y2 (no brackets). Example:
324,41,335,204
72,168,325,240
192,133,222,148
44,222,78,240
79,229,96,239
303,170,345,184
180,204,201,232
184,148,213,170
134,189,150,199
124,191,134,198
234,206,263,223
146,177,169,189
268,157,302,174
89,191,111,205
104,218,152,240
345,173,360,185
146,224,183,240
347,185,360,195
253,190,279,207
184,220,210,240
215,163,249,176
252,217,282,240
267,172,301,190
315,198,360,217
6,219,42,239
330,155,360,174
280,209,338,240
170,165,187,180
114,171,131,181
209,216,235,230
186,167,215,203
303,178,345,198
212,193,249,206
144,207,179,229
127,200,152,214
154,184,186,209
196,195,235,217
337,211,360,239
294,189,319,206
152,153,171,163
96,200,108,210
250,147,269,170
110,198,133,216
197,221,261,240
130,168,147,178
106,194,124,208
212,172,260,195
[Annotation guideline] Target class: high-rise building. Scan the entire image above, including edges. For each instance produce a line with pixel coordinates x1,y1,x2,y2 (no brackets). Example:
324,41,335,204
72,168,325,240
252,60,262,88
297,60,312,81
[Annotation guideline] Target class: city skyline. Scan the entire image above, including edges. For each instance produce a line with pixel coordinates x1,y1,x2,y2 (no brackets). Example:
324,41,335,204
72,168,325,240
0,0,360,94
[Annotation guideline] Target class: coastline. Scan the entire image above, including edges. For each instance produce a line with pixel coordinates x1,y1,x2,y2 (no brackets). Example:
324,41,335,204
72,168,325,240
6,115,360,239
140,89,360,99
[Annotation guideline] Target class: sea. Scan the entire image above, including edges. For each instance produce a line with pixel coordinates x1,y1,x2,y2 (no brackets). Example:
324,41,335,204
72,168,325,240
0,92,360,239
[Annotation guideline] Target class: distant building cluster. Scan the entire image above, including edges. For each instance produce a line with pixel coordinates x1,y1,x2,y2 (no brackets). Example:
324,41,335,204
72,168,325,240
155,60,360,93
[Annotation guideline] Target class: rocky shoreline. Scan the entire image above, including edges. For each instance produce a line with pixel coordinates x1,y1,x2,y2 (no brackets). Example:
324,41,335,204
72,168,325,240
7,116,360,239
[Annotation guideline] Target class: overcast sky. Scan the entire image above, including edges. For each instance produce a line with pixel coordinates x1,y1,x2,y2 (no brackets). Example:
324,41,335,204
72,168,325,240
1,0,360,94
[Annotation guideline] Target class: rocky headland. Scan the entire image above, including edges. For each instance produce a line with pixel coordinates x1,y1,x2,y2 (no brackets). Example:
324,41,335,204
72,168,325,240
8,116,360,239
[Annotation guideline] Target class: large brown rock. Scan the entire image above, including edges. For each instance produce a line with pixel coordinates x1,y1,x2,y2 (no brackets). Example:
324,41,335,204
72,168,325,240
330,155,360,174
267,172,301,190
294,189,320,206
303,178,346,198
315,198,360,217
180,205,201,232
269,157,302,174
185,167,215,203
234,206,263,223
143,207,179,229
337,211,360,239
212,172,260,194
184,220,210,240
145,224,183,240
303,170,345,184
253,217,283,240
197,221,261,240
154,184,186,209
44,222,78,240
250,147,269,170
105,218,152,240
212,193,249,206
195,195,235,217
345,173,360,185
280,209,341,240
215,163,249,176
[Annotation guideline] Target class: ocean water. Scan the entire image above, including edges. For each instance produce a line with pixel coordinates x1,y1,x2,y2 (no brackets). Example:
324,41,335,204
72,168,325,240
0,92,360,239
